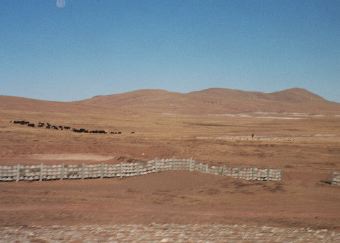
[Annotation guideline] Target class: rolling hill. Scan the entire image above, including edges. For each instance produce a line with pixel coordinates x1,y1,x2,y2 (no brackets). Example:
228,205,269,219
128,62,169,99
1,88,340,115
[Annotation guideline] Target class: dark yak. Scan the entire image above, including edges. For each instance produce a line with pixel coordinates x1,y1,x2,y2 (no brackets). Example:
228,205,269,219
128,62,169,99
73,128,88,133
90,130,106,134
13,120,29,125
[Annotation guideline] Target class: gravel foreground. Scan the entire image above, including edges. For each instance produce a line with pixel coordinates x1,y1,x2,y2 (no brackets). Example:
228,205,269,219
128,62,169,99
1,224,339,243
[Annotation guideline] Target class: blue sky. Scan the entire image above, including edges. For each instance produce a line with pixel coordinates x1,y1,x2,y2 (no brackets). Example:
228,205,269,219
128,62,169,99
0,0,339,101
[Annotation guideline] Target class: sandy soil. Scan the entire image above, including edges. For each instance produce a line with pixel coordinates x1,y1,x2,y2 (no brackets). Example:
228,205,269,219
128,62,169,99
0,109,340,233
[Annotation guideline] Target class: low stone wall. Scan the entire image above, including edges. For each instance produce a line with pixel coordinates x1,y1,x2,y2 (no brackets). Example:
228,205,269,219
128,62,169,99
0,159,282,182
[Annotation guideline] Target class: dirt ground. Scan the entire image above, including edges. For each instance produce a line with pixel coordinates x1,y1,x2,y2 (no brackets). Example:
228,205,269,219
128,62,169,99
0,110,340,230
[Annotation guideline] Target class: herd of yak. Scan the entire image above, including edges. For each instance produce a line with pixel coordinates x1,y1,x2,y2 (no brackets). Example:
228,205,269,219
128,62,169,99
10,120,133,135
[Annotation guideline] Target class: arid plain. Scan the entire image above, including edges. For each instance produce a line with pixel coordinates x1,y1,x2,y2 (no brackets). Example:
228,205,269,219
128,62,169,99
0,88,340,233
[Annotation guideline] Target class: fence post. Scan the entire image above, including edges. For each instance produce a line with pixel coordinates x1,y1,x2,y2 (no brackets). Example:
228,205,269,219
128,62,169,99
100,163,104,179
155,160,159,172
61,163,64,180
266,169,270,181
16,164,20,182
39,163,43,181
279,169,282,181
81,163,85,179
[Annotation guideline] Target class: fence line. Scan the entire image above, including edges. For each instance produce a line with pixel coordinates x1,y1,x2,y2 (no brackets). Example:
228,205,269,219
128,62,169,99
0,159,282,182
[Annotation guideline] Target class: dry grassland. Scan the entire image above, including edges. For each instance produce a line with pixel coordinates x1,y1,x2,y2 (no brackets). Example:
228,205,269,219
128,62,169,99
0,109,339,232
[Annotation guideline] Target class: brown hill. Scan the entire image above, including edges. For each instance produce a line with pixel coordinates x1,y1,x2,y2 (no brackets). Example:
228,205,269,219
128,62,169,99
1,88,340,114
80,87,340,114
0,95,117,115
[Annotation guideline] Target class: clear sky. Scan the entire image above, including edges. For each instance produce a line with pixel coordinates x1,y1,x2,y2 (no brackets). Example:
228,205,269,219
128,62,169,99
0,0,339,102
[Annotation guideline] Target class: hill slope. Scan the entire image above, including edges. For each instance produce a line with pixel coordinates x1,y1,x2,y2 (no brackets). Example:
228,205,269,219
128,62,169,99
80,88,340,114
1,88,340,114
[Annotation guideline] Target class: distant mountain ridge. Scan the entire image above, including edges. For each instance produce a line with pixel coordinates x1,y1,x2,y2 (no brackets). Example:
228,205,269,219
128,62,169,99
1,88,340,115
